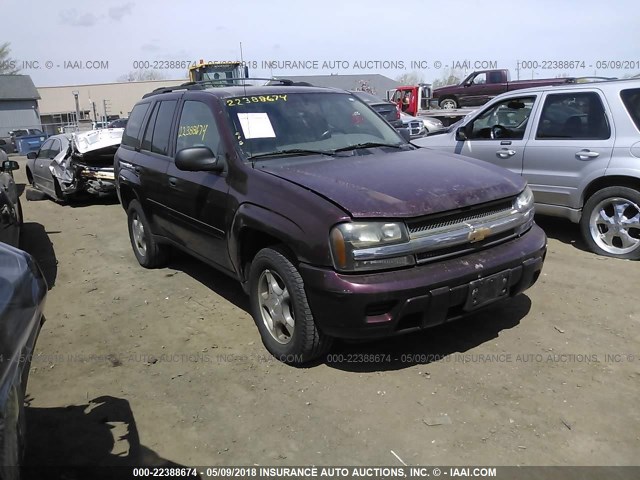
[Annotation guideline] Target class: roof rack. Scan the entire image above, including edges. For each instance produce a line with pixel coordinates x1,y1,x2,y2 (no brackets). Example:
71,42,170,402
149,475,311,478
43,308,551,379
142,78,298,98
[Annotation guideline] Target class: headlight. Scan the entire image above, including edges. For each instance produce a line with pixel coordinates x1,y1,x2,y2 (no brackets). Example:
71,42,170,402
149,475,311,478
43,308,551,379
515,186,534,213
330,222,414,272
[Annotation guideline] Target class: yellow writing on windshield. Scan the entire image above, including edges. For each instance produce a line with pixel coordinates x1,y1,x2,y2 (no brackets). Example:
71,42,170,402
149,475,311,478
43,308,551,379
178,124,209,141
226,95,287,107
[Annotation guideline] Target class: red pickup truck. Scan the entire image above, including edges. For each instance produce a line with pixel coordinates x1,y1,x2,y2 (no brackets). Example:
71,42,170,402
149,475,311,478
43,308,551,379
432,69,575,109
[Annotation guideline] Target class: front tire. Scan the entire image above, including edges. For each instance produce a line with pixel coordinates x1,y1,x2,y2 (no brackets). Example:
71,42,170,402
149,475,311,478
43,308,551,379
249,247,332,364
580,186,640,259
0,385,25,480
127,199,168,268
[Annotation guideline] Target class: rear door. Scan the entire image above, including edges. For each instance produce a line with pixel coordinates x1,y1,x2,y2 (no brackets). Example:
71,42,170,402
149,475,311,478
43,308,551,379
164,95,232,270
135,97,180,237
118,101,171,234
522,90,614,209
456,95,538,175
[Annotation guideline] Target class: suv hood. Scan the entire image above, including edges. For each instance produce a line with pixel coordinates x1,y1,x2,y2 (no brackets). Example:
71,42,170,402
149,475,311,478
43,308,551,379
258,149,525,218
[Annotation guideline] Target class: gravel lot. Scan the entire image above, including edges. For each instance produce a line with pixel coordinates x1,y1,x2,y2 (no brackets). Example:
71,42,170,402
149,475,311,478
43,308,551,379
11,155,639,471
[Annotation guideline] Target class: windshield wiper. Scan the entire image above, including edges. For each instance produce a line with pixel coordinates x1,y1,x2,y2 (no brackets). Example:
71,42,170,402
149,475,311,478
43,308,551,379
248,149,335,160
333,142,404,152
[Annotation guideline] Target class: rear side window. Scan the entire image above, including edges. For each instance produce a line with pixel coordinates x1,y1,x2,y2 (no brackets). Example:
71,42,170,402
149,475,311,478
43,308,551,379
176,101,220,154
620,88,640,131
122,103,150,147
536,92,610,139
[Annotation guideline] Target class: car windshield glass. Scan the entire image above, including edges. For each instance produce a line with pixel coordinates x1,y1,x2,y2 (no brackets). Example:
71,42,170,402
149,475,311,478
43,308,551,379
224,92,405,161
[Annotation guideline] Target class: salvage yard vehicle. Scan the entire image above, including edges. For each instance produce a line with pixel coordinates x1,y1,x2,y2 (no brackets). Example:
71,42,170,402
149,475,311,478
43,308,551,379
0,241,47,475
115,82,546,364
431,69,576,109
350,91,403,129
26,129,124,201
0,153,23,247
415,79,640,259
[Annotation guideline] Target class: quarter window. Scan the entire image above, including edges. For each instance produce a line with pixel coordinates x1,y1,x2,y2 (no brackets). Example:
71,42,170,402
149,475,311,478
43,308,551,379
536,92,610,139
152,101,177,155
141,104,158,152
122,103,150,148
176,101,220,154
620,88,640,131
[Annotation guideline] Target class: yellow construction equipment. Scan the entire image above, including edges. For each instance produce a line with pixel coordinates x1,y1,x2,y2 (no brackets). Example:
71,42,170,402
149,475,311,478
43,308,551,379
188,60,249,83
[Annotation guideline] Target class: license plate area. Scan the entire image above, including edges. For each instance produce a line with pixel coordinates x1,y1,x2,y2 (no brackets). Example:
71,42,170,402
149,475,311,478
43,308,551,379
464,270,511,311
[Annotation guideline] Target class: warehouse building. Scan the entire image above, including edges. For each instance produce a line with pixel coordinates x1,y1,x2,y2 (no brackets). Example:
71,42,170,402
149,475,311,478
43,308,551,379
35,73,399,134
0,75,42,137
37,78,187,134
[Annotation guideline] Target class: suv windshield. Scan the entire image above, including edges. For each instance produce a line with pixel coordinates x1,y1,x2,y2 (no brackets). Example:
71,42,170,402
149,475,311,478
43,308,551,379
224,92,405,160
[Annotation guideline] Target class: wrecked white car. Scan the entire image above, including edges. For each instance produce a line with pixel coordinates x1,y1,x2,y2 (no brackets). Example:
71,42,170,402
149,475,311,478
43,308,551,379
26,129,123,201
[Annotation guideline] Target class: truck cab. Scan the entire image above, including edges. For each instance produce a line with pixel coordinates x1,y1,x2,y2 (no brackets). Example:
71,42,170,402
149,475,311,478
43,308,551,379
188,61,250,84
387,84,432,117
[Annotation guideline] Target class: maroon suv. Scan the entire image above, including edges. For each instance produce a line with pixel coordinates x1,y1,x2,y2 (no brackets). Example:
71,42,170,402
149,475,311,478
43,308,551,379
115,83,547,364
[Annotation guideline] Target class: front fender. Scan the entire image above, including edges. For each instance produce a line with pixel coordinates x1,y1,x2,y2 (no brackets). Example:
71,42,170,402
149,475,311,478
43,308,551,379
229,203,309,276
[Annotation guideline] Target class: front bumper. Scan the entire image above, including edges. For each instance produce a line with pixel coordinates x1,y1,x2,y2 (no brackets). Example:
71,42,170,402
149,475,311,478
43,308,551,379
300,225,546,339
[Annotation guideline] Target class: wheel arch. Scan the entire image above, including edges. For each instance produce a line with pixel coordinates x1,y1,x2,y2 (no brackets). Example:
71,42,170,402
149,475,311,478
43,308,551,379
582,175,640,206
231,204,307,288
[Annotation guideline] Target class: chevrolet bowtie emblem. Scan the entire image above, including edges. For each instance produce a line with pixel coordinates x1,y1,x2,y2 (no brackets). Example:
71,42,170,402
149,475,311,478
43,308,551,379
468,226,492,243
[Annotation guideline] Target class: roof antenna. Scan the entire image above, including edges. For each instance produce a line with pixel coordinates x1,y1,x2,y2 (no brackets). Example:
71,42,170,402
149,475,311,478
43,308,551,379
240,42,247,93
239,41,253,163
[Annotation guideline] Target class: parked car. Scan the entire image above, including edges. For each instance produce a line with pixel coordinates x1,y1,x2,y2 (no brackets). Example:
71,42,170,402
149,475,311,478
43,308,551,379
115,84,546,364
415,80,640,259
432,69,575,109
26,129,123,201
107,118,128,129
0,151,23,247
351,91,403,128
0,242,47,475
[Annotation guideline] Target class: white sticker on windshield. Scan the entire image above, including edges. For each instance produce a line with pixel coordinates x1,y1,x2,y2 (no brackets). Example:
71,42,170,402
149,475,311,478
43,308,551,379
237,113,276,139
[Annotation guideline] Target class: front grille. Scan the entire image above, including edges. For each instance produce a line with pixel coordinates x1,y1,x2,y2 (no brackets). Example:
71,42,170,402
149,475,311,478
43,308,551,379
415,228,517,263
408,199,514,236
408,121,422,135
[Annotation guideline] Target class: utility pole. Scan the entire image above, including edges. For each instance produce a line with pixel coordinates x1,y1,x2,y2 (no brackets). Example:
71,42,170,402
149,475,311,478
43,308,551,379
90,100,98,122
103,99,111,123
72,91,81,132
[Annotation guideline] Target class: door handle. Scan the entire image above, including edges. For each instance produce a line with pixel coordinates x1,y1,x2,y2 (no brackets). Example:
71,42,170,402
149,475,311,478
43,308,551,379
576,149,600,159
134,166,142,173
168,177,178,187
496,148,516,158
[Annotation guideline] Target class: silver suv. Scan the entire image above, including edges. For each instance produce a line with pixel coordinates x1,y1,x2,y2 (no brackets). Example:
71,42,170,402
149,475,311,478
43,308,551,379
415,80,640,260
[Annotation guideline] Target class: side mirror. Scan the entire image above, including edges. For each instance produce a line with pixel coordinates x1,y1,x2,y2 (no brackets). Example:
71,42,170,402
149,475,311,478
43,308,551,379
27,151,37,160
2,160,19,171
398,128,411,142
175,146,222,172
455,126,469,141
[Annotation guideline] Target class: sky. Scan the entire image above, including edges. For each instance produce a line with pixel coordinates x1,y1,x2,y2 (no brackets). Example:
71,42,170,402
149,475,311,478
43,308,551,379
3,0,639,87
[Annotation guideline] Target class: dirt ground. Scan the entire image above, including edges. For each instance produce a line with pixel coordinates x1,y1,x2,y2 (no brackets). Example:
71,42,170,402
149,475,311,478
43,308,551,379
10,154,639,471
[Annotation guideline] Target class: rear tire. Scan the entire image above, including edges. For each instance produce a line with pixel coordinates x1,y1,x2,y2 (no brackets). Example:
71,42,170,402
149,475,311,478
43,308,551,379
249,246,332,364
127,199,168,268
580,186,640,259
439,97,458,109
